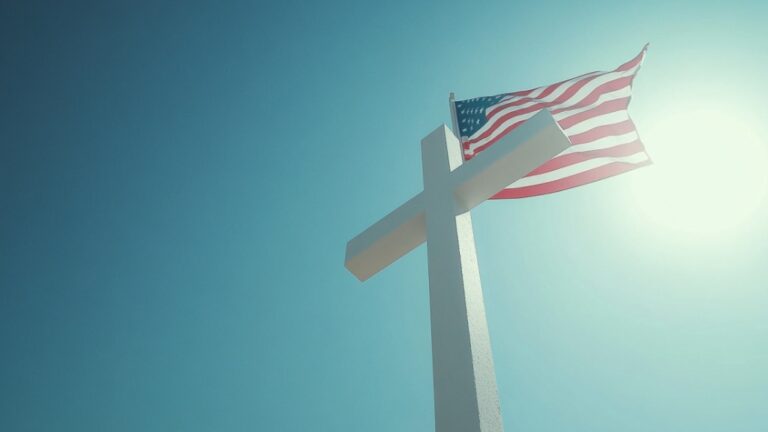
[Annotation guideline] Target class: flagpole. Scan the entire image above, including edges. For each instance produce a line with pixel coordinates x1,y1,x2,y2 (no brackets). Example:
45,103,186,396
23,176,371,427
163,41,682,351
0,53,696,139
449,92,461,140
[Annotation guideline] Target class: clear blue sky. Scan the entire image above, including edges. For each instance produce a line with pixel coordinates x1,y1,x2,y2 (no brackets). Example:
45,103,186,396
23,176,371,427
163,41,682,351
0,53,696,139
2,1,767,431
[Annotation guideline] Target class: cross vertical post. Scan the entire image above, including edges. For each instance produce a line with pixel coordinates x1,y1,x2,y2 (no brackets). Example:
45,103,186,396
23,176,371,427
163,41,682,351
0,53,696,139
421,126,503,432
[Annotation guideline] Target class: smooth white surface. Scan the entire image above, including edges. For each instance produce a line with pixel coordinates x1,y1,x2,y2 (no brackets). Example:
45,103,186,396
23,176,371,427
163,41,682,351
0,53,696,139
344,110,571,431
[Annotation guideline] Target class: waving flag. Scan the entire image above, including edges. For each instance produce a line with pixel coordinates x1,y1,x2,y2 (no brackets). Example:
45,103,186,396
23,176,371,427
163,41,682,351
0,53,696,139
454,46,650,199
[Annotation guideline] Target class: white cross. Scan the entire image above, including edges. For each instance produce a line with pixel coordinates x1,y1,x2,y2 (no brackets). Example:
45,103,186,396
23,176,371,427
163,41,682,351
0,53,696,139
345,109,571,432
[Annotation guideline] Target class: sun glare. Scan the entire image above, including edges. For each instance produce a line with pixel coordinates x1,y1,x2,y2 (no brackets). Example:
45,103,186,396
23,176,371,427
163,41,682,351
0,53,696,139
629,104,768,236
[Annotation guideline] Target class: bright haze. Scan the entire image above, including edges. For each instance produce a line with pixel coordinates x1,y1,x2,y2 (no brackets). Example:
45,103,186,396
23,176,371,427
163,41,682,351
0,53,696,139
2,1,767,431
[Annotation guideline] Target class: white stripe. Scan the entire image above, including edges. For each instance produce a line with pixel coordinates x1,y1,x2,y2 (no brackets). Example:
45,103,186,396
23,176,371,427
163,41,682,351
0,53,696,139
562,110,630,135
466,64,641,153
558,131,639,155
508,152,649,188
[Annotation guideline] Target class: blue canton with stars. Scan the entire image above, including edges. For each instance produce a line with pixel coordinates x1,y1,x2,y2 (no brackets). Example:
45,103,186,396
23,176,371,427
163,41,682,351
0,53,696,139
454,94,507,139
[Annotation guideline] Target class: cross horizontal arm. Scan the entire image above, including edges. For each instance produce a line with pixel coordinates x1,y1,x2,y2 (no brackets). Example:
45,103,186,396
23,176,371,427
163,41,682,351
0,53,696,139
345,193,426,281
451,109,571,211
345,109,571,282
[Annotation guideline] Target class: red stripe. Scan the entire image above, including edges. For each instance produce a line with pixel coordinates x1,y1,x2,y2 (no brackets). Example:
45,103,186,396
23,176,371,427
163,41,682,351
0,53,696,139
490,159,651,199
556,97,630,130
527,140,645,176
532,81,562,100
568,118,636,145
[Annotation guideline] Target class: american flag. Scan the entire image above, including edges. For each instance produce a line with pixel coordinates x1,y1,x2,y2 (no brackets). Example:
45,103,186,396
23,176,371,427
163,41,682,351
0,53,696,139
455,46,650,199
